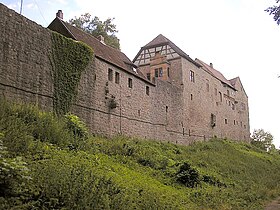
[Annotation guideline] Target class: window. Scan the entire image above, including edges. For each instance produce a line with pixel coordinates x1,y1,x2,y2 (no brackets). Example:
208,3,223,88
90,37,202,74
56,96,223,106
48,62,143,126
214,88,217,96
227,90,230,96
225,119,228,124
190,94,193,100
147,73,151,81
128,78,132,88
167,67,170,77
159,68,163,77
206,82,209,92
211,113,216,128
234,120,236,125
190,70,195,82
155,68,163,77
108,68,113,81
219,92,222,102
115,72,120,84
155,69,159,77
146,86,150,95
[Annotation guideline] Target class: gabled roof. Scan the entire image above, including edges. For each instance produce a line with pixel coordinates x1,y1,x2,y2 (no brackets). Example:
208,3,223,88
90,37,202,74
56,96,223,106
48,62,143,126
133,34,201,67
230,77,248,97
195,58,236,90
144,34,170,47
48,17,153,84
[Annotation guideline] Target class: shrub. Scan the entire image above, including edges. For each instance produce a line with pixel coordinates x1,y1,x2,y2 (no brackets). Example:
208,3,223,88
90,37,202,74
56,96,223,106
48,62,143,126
65,113,89,139
176,162,200,188
0,134,32,208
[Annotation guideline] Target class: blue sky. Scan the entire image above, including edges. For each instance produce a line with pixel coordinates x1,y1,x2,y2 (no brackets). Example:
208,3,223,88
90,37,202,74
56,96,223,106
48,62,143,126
2,0,280,147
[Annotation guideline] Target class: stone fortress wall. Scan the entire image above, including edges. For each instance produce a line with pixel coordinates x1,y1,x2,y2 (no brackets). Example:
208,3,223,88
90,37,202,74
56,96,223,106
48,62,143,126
0,3,250,144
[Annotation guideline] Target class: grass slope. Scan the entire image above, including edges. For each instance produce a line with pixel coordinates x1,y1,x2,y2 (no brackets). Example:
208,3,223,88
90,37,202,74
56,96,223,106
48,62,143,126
1,99,280,209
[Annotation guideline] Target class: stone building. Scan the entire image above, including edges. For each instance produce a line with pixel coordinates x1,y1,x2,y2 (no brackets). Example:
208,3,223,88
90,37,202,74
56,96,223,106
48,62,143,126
0,3,250,144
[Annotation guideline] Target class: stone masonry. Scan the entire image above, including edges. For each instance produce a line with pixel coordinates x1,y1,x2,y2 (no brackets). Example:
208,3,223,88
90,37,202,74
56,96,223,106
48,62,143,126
0,3,250,144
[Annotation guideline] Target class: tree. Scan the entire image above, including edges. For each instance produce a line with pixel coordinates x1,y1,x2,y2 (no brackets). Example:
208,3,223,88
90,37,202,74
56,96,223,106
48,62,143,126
251,129,274,152
68,13,120,49
265,0,280,24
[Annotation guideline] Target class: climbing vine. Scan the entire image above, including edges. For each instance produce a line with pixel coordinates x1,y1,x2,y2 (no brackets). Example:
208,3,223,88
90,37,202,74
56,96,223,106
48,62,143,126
51,32,93,115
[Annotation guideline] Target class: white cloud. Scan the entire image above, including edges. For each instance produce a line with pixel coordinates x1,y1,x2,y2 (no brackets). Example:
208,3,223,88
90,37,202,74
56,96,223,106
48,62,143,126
26,3,36,9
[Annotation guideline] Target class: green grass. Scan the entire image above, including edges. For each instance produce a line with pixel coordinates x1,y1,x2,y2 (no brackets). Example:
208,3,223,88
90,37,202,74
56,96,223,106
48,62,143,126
1,98,280,209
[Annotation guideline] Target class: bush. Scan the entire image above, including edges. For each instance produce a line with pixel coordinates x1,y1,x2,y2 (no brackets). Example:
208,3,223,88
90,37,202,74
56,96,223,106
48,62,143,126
0,99,79,153
176,162,200,188
65,113,88,138
0,134,32,209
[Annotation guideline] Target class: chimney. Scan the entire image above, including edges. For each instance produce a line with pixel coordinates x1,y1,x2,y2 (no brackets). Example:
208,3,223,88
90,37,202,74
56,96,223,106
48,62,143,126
97,35,105,45
210,63,213,68
56,10,63,19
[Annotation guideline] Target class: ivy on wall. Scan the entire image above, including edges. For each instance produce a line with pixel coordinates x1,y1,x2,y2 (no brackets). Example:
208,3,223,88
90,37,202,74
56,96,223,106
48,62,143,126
50,32,93,115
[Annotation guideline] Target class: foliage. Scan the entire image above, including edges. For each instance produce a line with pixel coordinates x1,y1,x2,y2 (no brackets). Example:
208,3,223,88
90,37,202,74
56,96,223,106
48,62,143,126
0,133,32,209
175,162,200,188
51,32,93,115
265,0,280,24
0,98,88,154
65,113,89,139
2,100,280,209
68,13,120,49
251,128,274,152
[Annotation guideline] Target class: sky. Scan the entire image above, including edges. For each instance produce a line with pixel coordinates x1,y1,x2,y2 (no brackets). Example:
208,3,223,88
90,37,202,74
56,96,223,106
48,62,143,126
2,0,280,147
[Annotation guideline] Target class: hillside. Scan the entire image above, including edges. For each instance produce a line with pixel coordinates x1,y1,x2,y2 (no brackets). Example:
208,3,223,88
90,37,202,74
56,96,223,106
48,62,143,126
1,99,280,209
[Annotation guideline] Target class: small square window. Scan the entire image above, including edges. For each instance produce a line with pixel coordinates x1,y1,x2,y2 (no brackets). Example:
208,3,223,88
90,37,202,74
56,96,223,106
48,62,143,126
128,78,132,88
115,72,120,84
146,86,150,95
108,68,113,81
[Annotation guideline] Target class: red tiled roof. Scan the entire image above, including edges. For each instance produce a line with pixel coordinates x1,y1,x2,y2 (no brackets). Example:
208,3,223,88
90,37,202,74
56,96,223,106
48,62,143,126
48,18,153,84
195,59,235,89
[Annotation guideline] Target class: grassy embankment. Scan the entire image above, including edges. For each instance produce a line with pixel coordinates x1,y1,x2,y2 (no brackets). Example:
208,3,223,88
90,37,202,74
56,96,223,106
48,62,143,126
1,99,280,209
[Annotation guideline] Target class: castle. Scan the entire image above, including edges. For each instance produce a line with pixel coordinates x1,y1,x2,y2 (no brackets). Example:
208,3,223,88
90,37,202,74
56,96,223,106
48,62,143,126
0,4,250,144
